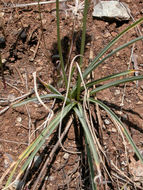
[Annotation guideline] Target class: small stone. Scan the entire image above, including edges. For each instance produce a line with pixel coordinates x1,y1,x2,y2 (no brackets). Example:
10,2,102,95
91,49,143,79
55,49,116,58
125,98,131,103
2,59,6,64
111,32,117,37
16,117,22,123
116,52,120,57
104,32,111,38
104,119,111,125
63,153,69,160
138,94,143,101
49,176,55,181
126,0,131,3
0,12,4,17
36,67,43,72
7,94,15,102
120,102,124,106
42,19,47,25
92,1,130,21
116,110,122,115
121,161,126,166
4,159,9,168
136,101,143,105
114,89,120,95
111,128,117,133
122,114,128,121
4,153,13,168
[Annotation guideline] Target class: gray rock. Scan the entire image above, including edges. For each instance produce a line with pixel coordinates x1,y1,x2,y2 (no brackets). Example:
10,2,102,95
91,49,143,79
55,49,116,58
92,1,130,21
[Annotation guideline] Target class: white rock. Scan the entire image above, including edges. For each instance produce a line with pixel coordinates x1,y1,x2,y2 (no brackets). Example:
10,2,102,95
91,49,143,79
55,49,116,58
111,128,117,133
92,1,130,21
63,153,69,160
104,119,110,125
114,89,120,95
16,117,22,123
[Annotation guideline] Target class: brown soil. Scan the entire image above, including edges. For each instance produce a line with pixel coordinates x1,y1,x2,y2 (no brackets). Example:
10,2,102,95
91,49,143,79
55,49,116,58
0,0,143,189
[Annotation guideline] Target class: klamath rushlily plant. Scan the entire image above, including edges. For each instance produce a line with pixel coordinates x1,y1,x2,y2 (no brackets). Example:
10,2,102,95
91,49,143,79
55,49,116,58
1,0,143,189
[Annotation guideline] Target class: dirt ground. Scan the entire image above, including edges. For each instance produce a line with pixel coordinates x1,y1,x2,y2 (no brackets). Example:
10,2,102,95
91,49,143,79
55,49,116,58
0,0,143,189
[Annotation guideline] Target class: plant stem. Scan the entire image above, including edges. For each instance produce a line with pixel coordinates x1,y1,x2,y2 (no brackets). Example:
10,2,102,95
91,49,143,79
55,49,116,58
56,0,68,88
0,52,6,88
76,0,89,101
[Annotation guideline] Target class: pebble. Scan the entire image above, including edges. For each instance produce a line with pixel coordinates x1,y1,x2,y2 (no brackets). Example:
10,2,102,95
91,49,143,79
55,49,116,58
0,12,4,17
111,128,117,133
111,31,117,37
114,89,120,96
121,161,126,166
138,94,143,101
104,32,111,38
121,167,125,171
92,1,130,21
63,153,69,160
122,114,128,121
7,94,15,102
104,119,111,125
136,101,143,105
16,117,22,123
4,159,9,168
126,0,131,3
116,52,120,57
2,59,6,64
4,153,13,168
125,98,131,103
42,19,47,25
49,176,55,181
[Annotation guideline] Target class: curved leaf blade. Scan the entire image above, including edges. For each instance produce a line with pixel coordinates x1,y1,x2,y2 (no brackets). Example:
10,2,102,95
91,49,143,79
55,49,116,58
5,102,76,187
83,35,143,78
89,98,143,163
90,75,143,95
12,94,70,107
74,104,100,171
83,70,135,90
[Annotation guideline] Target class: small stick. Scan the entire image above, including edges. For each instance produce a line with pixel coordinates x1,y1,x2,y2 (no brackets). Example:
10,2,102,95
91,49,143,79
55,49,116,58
30,33,41,62
0,0,67,10
13,64,25,85
0,138,28,145
0,52,6,88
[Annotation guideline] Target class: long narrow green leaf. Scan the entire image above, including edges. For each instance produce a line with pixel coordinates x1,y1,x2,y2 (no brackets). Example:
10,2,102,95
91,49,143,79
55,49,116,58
56,0,68,87
74,104,100,171
12,94,70,107
90,75,143,95
83,35,143,78
71,35,143,98
5,102,76,187
89,98,143,163
44,83,62,95
82,70,135,90
76,0,89,100
83,17,143,78
85,137,97,190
